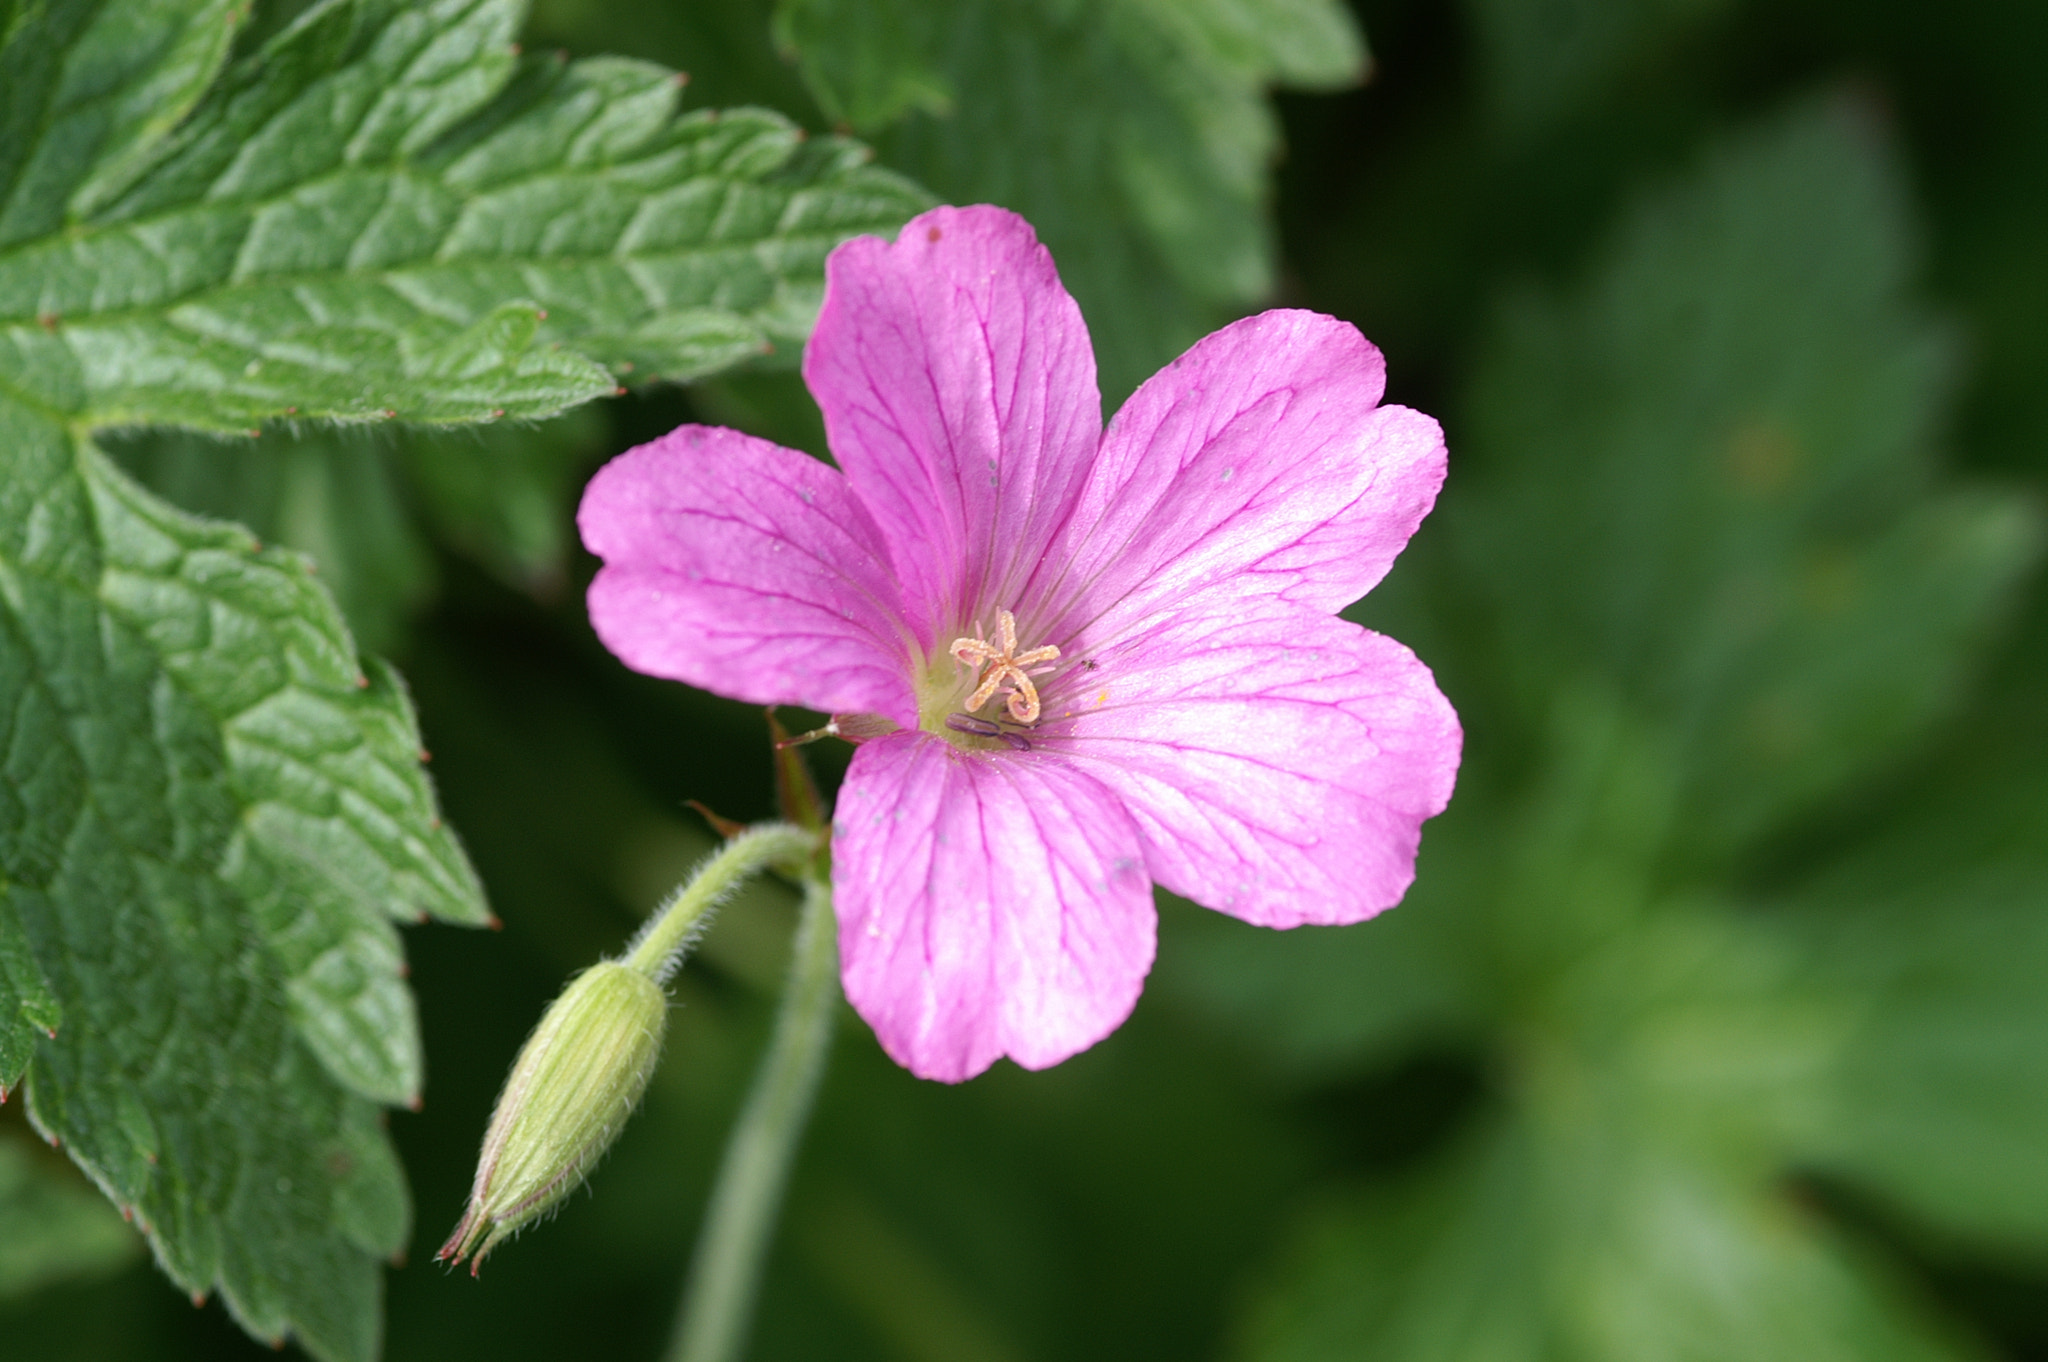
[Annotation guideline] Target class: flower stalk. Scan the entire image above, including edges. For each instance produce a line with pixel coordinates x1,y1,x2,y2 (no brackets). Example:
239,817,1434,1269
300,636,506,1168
667,868,841,1362
624,823,818,983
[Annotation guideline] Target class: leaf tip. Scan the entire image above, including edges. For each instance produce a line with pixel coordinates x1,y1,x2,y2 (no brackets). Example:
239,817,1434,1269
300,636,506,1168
190,1291,206,1308
407,1094,423,1113
418,747,432,763
355,674,370,689
486,915,504,932
614,386,628,397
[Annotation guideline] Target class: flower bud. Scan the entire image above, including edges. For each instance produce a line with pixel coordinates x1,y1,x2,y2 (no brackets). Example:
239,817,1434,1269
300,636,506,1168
438,961,667,1272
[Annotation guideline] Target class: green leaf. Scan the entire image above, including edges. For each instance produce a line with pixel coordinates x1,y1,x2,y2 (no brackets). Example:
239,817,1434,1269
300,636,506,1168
0,0,243,243
0,897,62,1097
0,393,480,1360
1454,99,2043,861
0,1128,139,1300
1781,739,2048,1258
106,427,437,656
773,0,1364,399
0,0,929,432
1238,1115,1984,1362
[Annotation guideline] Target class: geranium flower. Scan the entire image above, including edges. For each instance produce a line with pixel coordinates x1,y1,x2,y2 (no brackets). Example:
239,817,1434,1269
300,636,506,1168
578,205,1461,1082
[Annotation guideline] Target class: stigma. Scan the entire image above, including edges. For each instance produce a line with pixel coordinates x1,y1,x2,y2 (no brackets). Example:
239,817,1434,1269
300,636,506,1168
950,609,1060,724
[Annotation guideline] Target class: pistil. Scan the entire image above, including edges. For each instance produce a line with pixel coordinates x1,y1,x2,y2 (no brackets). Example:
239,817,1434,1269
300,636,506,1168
949,609,1060,724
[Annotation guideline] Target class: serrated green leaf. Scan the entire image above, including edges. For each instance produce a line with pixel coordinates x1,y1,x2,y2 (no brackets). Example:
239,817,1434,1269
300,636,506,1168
774,0,1364,399
0,0,928,432
0,391,483,1360
0,1128,139,1300
1454,100,2043,861
1238,1117,1983,1362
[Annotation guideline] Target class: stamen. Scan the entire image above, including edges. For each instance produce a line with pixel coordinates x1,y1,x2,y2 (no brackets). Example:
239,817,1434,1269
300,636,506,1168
947,607,1061,728
945,711,1034,751
774,719,841,749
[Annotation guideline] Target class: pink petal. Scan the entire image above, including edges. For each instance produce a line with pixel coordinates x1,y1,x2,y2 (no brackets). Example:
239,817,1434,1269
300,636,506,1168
1047,310,1445,635
578,424,915,724
1047,601,1460,928
833,732,1156,1082
804,205,1103,647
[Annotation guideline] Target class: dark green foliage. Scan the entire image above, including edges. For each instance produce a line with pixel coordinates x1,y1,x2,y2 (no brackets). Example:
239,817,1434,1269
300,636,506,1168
6,0,2048,1360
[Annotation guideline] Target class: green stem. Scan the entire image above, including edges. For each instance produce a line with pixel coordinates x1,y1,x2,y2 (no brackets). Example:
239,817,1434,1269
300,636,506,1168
667,871,840,1362
623,823,814,982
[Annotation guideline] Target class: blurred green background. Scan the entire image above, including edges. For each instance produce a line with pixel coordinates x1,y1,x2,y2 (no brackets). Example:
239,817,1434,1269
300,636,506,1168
5,0,2046,1358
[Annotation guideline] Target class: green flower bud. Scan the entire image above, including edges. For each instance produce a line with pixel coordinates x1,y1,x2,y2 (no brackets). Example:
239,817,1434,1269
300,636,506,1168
438,961,667,1273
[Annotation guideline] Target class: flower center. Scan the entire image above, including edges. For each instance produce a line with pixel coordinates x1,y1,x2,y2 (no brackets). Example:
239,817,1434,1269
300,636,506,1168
949,608,1061,723
914,608,1062,751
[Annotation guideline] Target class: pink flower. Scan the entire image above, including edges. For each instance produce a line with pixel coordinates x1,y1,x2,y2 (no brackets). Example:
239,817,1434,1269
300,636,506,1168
578,206,1461,1082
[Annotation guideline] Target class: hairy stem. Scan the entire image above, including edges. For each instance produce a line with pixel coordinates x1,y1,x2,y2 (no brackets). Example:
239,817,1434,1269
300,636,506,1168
623,823,814,982
667,871,840,1362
